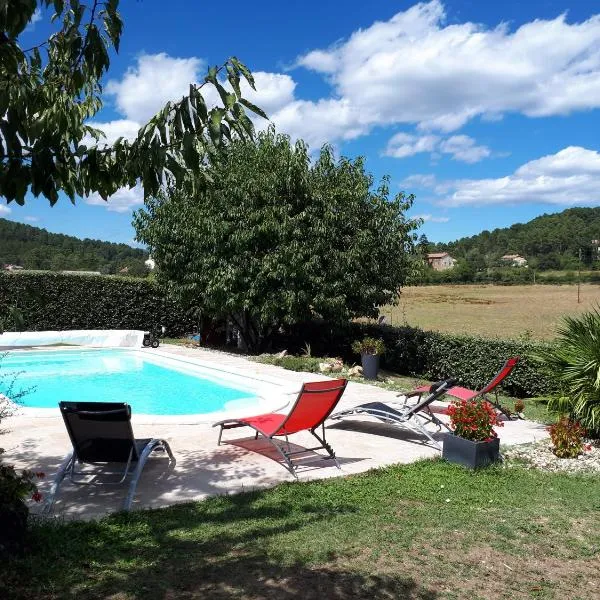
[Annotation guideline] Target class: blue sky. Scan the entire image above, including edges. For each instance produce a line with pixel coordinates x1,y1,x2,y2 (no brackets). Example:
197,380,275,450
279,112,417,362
3,0,600,244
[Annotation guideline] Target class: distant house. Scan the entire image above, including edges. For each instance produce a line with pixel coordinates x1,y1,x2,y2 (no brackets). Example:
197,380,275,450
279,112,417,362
501,254,528,267
3,264,24,271
426,252,456,271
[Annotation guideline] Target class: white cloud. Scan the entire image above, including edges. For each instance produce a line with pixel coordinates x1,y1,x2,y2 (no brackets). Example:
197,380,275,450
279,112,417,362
106,53,205,122
0,204,11,215
400,174,438,188
24,216,39,223
384,133,440,158
385,133,490,163
86,186,144,213
295,1,600,136
83,119,141,148
413,213,450,223
439,146,600,206
25,8,42,31
438,135,491,163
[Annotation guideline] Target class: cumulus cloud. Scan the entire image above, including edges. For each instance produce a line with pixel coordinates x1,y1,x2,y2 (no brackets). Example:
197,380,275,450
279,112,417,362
0,204,11,215
106,53,204,123
413,213,450,223
86,186,144,213
24,216,39,222
385,133,490,163
438,136,491,163
296,0,600,134
439,146,600,206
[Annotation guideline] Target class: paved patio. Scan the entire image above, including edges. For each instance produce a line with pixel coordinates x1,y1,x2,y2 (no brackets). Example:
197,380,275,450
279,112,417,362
2,345,549,520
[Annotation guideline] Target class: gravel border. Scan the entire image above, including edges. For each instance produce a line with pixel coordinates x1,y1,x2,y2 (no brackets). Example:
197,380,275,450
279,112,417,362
503,439,600,474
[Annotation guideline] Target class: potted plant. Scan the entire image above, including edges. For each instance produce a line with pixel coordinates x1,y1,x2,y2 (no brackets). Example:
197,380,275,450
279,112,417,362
0,450,44,555
351,337,385,380
442,399,504,468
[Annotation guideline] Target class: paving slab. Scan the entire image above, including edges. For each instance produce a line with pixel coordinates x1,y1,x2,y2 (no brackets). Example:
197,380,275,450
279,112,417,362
1,345,549,520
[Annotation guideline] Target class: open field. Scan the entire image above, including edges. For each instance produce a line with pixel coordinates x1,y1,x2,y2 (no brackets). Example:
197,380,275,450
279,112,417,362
381,284,600,341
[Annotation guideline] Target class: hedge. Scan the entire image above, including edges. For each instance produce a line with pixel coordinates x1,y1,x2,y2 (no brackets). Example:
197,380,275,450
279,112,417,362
272,321,558,398
0,272,194,336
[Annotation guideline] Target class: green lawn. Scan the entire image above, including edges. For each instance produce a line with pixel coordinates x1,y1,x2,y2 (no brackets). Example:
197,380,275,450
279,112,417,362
3,461,599,600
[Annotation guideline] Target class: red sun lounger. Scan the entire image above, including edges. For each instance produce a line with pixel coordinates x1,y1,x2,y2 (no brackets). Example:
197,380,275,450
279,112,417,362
407,357,520,419
214,379,348,476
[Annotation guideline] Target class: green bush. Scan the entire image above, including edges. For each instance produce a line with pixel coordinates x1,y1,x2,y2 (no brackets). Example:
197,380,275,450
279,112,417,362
255,355,324,373
0,272,194,336
272,321,558,398
533,307,600,436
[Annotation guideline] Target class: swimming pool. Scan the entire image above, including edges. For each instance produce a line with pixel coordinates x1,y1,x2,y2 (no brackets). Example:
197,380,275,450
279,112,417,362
0,349,265,416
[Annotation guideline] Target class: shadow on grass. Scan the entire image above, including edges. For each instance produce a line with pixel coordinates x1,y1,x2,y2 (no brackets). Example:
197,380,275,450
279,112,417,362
3,491,439,600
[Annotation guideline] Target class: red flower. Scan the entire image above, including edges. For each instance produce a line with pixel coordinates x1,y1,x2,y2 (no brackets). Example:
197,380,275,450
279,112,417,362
31,491,43,503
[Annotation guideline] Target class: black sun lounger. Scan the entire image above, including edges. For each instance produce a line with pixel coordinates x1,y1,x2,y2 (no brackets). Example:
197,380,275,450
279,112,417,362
329,378,457,449
43,401,174,513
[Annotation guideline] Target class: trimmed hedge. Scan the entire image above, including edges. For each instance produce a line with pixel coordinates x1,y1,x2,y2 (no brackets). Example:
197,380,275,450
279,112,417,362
0,272,194,336
272,321,558,398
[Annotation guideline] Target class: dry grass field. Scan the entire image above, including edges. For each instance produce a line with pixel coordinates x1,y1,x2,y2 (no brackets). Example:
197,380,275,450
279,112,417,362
381,284,600,340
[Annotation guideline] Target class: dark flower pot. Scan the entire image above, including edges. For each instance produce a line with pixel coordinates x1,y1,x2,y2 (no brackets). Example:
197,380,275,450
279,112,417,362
442,434,500,469
0,500,29,556
361,353,380,380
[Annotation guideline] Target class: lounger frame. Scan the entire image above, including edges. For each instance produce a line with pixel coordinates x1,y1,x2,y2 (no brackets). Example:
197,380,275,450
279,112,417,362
43,403,174,513
329,378,457,450
215,379,347,477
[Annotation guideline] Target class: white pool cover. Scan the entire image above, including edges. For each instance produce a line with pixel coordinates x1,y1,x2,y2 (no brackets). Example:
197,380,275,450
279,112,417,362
0,330,145,348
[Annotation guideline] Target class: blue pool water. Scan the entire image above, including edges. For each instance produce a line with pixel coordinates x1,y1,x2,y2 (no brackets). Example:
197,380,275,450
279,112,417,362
0,350,258,415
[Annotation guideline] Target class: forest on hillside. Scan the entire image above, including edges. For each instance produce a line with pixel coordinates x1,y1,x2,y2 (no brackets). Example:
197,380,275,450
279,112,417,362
428,207,600,271
0,218,149,275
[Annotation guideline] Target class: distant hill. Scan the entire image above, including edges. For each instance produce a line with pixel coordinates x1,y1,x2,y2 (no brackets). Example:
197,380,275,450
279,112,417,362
0,218,149,275
433,207,600,271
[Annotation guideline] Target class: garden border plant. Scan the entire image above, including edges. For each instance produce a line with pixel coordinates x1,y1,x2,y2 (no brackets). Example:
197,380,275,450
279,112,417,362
271,320,558,399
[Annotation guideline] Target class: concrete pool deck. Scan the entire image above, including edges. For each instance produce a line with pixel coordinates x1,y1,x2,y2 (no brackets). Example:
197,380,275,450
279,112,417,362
2,344,549,520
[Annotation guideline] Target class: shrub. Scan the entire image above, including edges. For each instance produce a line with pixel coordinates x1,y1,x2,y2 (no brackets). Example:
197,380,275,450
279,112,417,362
351,337,385,356
0,453,44,556
547,418,586,458
0,272,195,336
514,399,525,414
271,320,557,398
0,356,43,556
445,399,504,442
533,307,600,437
254,355,324,373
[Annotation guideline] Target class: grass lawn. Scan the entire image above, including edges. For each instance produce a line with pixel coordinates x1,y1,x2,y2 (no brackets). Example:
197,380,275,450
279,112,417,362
3,461,598,600
381,284,600,340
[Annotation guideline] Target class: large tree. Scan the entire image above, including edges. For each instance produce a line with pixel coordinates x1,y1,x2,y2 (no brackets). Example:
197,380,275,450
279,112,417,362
134,128,419,352
0,0,265,205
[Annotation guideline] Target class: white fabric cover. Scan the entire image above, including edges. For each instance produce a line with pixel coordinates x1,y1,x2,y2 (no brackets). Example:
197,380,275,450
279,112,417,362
0,330,145,348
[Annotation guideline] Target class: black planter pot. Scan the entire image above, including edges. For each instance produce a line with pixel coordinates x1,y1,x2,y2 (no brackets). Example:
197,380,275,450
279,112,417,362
442,434,500,469
361,353,380,380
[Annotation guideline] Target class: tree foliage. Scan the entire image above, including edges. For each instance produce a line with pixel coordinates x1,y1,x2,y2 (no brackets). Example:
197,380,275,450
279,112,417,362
135,128,419,352
534,307,600,436
433,207,600,272
0,217,148,273
0,0,265,206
